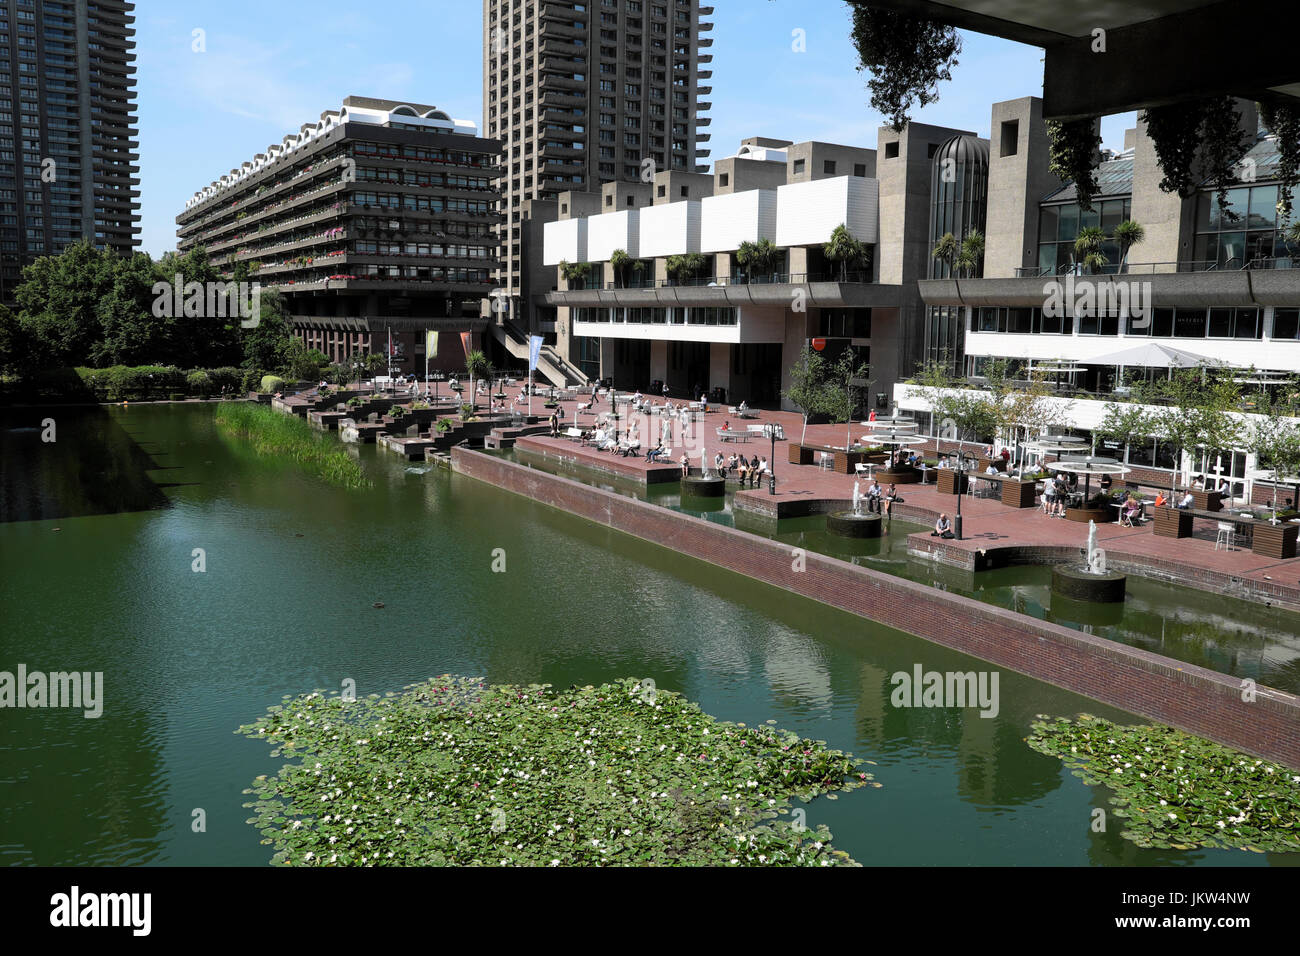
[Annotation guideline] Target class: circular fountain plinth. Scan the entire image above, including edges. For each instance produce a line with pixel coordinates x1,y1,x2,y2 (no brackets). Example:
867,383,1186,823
826,511,883,538
682,476,726,497
1051,564,1127,603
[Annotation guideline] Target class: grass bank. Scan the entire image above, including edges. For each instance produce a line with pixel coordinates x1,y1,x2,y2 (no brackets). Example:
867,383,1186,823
214,402,369,490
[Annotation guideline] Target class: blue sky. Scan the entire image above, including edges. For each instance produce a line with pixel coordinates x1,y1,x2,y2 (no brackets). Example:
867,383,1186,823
136,0,1134,258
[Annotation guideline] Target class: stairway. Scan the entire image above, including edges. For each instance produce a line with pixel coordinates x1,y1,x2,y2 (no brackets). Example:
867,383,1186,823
490,321,587,388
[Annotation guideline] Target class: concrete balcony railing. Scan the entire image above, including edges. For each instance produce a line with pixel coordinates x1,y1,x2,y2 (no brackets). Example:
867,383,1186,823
922,264,1300,309
548,272,899,309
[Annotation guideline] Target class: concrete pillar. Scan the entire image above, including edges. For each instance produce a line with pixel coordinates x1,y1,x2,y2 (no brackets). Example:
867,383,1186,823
650,340,668,381
709,342,730,399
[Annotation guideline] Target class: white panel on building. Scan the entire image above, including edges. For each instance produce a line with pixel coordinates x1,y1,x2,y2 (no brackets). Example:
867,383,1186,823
700,190,778,253
543,218,587,266
639,200,701,258
586,210,640,261
775,176,879,248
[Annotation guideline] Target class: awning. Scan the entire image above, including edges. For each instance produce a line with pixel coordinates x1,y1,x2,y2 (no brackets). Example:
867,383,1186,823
1082,343,1225,369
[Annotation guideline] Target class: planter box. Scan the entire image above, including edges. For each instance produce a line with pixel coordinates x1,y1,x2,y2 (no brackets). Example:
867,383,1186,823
936,470,968,495
1065,506,1111,523
1252,522,1298,559
977,457,1007,473
1191,489,1224,512
788,443,814,466
1001,478,1038,509
1153,507,1193,539
833,450,870,475
873,466,920,484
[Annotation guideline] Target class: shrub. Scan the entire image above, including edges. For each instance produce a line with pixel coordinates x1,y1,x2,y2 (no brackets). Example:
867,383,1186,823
346,396,363,408
459,403,474,417
241,368,265,394
435,418,453,433
210,367,241,394
411,400,429,411
186,370,213,396
260,375,285,394
388,405,406,418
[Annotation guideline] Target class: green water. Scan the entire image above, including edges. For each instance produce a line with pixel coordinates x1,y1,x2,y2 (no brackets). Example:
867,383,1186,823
512,446,1300,696
0,404,1293,867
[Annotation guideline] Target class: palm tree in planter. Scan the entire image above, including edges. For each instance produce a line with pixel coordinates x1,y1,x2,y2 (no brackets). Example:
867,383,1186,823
736,238,781,283
608,249,632,289
1073,226,1108,275
1113,220,1145,273
666,252,709,286
464,349,491,414
931,232,959,277
824,224,870,281
955,230,986,278
559,259,591,290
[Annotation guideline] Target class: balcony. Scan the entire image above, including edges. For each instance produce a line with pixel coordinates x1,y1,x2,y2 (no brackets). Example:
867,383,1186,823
921,260,1300,310
548,271,898,310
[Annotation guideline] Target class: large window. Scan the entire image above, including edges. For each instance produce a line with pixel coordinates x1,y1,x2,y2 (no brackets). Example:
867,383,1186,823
1192,185,1299,268
1037,198,1132,275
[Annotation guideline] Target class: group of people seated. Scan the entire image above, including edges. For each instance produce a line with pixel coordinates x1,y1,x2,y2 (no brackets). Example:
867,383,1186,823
862,480,903,516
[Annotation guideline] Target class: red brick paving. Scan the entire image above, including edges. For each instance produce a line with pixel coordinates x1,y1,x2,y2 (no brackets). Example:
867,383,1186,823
422,383,1300,605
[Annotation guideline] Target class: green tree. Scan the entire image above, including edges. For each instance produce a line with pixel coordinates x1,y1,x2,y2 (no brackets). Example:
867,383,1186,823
0,303,29,377
1073,226,1108,275
465,348,492,413
911,358,993,463
848,6,961,131
1113,220,1146,272
240,288,294,372
608,249,631,289
559,260,591,289
1146,367,1243,498
736,238,781,281
783,344,828,443
1096,401,1156,462
1243,392,1300,515
956,229,986,278
15,239,118,367
824,347,872,449
931,232,959,277
666,252,708,285
93,252,167,367
823,224,869,282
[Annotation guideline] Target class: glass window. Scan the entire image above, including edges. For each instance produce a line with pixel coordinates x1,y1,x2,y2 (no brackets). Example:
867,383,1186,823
1274,308,1300,340
1217,232,1245,268
1100,200,1123,234
1039,205,1059,245
1234,308,1260,339
1007,307,1032,333
1037,243,1055,275
1208,309,1232,337
1248,185,1278,230
1195,193,1213,232
1151,308,1174,337
1057,204,1078,241
1174,308,1205,337
1212,187,1249,229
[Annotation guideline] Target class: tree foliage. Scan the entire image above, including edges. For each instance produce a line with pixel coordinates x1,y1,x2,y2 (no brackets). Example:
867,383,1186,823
1046,118,1102,211
848,5,961,132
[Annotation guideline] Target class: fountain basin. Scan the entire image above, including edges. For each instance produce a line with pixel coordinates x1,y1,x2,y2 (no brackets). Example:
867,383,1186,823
1051,564,1127,603
682,476,725,497
826,511,883,538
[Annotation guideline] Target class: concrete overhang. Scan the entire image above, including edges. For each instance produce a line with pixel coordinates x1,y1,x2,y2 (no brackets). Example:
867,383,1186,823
919,270,1300,309
547,282,903,309
861,0,1300,119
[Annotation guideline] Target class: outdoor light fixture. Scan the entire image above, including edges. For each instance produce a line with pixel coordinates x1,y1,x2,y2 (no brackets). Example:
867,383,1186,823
763,422,782,495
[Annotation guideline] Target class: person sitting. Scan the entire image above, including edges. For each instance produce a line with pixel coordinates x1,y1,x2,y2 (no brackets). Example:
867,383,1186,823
1216,477,1231,496
937,455,951,470
720,420,731,432
985,463,999,476
1191,475,1206,491
645,442,665,463
1177,490,1195,509
866,481,883,514
932,513,954,539
1122,496,1143,526
738,400,750,416
737,457,749,485
580,429,594,446
714,452,725,476
1099,473,1113,493
883,483,902,516
1154,491,1167,508
749,455,762,488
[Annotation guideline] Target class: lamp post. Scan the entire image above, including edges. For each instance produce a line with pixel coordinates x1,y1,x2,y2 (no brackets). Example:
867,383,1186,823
763,422,780,495
953,451,966,540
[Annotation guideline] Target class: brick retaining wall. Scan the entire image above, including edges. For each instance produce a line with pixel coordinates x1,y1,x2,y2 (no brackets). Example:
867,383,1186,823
452,445,1300,768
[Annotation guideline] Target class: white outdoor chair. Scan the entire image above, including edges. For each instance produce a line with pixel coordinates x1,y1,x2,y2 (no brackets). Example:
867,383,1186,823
1214,522,1235,551
818,451,834,471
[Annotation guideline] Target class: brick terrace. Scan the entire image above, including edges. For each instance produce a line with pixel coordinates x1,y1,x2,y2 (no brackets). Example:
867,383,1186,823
475,384,1300,609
